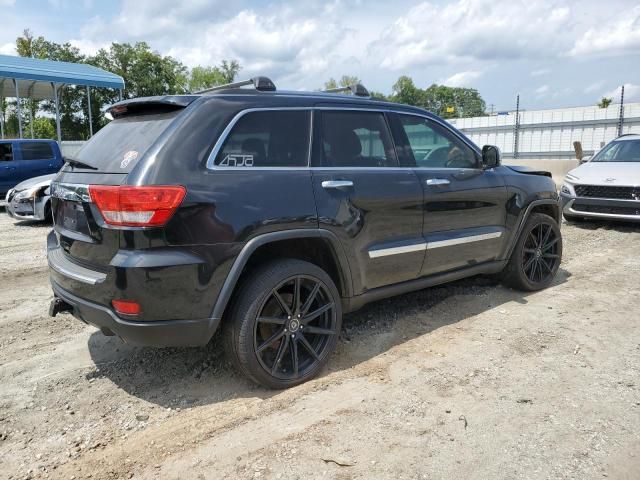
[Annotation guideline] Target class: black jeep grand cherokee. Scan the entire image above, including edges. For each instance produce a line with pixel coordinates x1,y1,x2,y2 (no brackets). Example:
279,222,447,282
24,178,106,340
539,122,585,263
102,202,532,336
48,77,562,388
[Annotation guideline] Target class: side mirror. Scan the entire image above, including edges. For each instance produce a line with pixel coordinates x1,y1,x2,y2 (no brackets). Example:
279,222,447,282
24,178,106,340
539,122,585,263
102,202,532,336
579,155,591,164
481,145,501,169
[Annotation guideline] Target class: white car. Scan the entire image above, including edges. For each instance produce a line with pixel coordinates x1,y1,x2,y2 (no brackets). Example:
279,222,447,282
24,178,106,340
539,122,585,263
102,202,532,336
560,134,640,222
5,173,56,222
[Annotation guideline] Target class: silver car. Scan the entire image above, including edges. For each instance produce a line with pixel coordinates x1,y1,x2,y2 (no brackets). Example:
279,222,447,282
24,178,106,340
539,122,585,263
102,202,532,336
560,134,640,223
5,174,56,222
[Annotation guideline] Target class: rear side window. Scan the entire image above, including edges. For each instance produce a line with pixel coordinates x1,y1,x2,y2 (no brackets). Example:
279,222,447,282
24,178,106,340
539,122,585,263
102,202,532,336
0,143,13,162
215,110,310,167
21,142,54,160
318,111,397,167
72,110,180,172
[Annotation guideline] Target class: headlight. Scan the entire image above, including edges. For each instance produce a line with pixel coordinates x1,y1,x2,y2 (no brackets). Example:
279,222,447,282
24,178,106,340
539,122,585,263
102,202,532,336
560,184,575,196
15,187,41,200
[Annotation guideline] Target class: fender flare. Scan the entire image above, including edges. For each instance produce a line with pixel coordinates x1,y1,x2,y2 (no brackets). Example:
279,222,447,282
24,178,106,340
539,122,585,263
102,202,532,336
209,229,353,321
505,198,561,259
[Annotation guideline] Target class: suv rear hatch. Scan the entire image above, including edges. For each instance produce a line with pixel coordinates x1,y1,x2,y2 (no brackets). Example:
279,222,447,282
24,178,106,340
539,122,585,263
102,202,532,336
50,97,194,272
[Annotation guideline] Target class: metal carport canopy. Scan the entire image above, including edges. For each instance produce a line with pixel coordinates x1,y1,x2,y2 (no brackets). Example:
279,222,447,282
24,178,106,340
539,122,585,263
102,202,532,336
0,54,124,99
0,54,124,141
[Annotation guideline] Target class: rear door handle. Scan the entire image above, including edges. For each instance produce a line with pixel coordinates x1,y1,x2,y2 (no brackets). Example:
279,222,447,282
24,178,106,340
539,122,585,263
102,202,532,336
426,178,450,186
322,180,354,190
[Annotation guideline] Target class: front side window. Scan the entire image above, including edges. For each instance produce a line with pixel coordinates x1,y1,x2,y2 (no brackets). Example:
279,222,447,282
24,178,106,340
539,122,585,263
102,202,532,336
397,114,477,168
215,110,310,167
592,139,640,163
0,143,13,162
319,111,397,167
20,142,54,161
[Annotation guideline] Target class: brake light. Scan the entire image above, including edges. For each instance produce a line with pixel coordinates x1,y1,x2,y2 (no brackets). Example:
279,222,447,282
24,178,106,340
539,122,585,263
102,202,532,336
89,185,186,227
112,299,141,316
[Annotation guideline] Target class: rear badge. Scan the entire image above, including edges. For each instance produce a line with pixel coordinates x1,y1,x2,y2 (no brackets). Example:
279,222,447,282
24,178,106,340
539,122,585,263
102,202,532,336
121,150,139,169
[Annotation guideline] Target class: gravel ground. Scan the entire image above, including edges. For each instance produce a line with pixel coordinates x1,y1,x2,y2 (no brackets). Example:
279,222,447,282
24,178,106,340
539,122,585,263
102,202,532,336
0,210,639,480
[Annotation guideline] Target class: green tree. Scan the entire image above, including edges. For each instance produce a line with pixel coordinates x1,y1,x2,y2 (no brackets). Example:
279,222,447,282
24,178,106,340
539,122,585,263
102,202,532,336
389,77,486,118
597,97,612,109
31,117,56,139
323,75,361,90
187,60,240,92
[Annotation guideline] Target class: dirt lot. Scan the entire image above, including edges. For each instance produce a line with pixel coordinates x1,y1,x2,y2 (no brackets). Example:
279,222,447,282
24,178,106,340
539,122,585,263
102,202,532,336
1,210,639,480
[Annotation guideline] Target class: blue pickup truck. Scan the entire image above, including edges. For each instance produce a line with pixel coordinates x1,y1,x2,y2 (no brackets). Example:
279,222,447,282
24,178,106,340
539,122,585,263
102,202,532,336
0,140,64,199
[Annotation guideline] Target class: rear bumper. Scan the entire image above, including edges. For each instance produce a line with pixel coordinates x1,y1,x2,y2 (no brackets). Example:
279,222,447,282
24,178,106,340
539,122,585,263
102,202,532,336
560,194,640,222
51,280,220,347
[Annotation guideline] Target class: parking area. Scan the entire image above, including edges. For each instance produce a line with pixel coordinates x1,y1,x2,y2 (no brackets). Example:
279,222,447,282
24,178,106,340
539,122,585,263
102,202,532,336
1,211,639,480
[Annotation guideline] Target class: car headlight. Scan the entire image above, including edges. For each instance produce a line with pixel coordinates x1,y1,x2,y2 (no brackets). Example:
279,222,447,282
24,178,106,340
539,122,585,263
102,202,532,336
15,187,41,200
560,183,575,196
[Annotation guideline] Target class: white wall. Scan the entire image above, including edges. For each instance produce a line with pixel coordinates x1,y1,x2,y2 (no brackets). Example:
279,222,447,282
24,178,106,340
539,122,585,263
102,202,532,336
449,102,640,158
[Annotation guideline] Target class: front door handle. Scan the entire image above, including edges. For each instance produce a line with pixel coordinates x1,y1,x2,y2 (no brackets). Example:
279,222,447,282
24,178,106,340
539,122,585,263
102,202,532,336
322,180,354,190
426,178,450,186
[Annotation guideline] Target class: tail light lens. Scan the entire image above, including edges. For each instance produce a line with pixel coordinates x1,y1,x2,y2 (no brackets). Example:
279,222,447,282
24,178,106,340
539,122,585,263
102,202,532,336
89,185,186,227
112,299,141,316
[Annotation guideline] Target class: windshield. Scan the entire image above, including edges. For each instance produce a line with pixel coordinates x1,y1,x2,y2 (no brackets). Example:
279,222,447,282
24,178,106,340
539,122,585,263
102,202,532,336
69,110,181,172
591,139,640,163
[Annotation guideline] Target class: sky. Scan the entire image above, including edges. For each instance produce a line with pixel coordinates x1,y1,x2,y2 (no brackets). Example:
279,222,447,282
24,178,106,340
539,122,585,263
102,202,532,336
1,0,639,111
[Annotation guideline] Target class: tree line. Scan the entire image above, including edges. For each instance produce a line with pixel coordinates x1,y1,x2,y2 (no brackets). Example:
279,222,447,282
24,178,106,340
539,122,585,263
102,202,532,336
1,30,487,140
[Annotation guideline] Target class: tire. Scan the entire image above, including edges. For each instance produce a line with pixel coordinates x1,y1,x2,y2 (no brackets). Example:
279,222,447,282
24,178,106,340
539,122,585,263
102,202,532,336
501,213,562,291
224,259,342,389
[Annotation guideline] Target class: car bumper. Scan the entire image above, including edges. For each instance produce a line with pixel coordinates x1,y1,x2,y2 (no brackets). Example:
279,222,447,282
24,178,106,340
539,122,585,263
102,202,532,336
51,280,219,347
561,193,640,222
5,194,50,221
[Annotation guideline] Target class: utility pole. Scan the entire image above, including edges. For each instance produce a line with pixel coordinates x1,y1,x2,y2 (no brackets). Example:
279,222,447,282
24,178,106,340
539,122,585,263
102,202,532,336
513,94,520,159
489,104,495,115
617,85,625,137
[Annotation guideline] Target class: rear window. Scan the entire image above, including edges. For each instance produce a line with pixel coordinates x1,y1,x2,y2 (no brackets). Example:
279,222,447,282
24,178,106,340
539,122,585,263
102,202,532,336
21,142,54,160
72,111,180,172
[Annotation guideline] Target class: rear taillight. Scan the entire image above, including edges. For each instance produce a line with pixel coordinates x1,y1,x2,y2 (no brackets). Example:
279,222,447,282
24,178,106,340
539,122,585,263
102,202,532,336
112,299,141,316
89,185,186,227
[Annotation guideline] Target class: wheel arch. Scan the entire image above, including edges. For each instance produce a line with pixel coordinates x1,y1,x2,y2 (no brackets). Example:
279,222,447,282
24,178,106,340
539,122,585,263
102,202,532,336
505,199,561,260
210,229,353,322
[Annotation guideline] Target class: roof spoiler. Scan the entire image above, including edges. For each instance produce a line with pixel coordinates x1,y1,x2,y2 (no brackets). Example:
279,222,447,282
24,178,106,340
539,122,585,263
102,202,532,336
107,95,197,118
322,84,370,98
195,76,276,94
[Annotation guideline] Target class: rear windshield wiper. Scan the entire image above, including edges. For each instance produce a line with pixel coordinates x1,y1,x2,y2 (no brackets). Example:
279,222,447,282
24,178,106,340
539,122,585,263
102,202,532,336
64,157,98,170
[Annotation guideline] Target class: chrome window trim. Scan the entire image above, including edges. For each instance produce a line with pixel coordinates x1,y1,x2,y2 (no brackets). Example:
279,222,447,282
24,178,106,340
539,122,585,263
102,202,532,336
205,106,481,171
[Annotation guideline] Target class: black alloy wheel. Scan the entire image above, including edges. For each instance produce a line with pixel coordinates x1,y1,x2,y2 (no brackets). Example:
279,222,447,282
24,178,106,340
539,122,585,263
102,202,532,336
521,221,561,285
501,212,562,291
254,274,338,380
225,259,342,389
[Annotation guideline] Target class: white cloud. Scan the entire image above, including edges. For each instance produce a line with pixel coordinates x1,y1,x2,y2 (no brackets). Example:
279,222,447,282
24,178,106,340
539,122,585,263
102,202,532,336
369,0,577,70
602,84,640,103
570,7,640,57
0,0,15,5
535,84,550,95
441,70,483,87
0,42,16,55
584,81,605,94
531,69,550,77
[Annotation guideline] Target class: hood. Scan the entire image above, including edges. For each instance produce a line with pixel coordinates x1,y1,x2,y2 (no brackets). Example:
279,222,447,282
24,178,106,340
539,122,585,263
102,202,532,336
13,173,57,191
566,162,640,186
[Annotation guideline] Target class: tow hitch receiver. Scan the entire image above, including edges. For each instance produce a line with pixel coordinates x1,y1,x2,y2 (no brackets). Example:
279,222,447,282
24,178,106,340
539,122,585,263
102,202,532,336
49,297,73,317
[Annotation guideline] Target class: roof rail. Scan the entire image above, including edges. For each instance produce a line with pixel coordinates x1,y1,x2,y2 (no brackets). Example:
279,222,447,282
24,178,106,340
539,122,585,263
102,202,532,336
196,76,276,94
323,83,370,98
